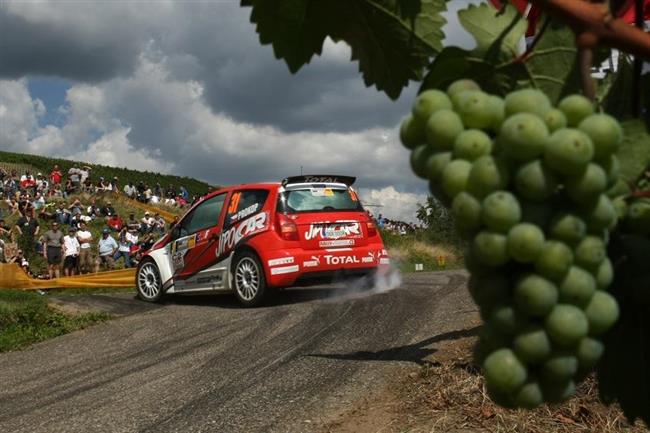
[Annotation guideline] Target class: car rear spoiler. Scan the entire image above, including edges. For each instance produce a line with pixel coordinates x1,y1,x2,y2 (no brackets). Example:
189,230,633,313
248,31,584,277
281,175,356,187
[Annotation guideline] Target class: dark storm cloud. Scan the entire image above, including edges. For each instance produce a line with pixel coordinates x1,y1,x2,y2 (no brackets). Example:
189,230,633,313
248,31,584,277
0,9,140,82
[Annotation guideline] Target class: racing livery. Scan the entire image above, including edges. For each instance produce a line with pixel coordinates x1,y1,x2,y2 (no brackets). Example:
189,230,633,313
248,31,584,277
136,175,389,306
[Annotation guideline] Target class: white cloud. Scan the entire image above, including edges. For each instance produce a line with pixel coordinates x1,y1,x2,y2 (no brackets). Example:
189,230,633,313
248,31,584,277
361,186,427,224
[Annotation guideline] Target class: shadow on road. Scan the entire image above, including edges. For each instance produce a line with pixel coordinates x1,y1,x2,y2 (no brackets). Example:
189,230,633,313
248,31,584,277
305,326,481,366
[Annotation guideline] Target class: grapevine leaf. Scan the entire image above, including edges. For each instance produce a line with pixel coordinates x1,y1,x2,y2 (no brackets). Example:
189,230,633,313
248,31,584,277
240,0,447,99
457,3,527,58
616,120,650,184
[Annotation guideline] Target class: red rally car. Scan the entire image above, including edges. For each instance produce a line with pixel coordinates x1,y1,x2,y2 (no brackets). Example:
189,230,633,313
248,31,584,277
136,175,390,306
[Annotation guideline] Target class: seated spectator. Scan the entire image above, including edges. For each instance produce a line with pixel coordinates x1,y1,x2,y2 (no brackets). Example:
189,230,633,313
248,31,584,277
50,183,64,199
87,198,101,218
64,179,76,197
97,177,111,193
69,198,84,216
140,211,155,233
95,228,118,272
55,203,71,225
62,227,80,276
8,249,30,271
176,195,187,207
82,177,93,193
50,165,63,186
107,214,124,232
114,227,133,268
32,192,45,210
35,173,49,194
139,233,155,252
69,213,85,230
0,219,10,238
20,171,36,191
100,201,116,217
5,197,19,216
38,202,57,221
126,213,141,233
15,211,40,239
153,213,166,233
76,221,93,274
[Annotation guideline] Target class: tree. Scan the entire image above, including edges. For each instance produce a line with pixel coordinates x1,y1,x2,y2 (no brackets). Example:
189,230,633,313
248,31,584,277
239,0,650,425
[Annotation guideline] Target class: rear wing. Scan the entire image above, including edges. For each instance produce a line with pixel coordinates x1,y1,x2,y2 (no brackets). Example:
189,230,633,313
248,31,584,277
281,175,356,187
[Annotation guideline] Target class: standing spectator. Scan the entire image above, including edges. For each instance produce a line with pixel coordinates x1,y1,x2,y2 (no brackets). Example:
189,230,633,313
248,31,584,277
69,213,85,230
180,185,189,201
62,227,80,276
154,183,163,199
67,166,81,190
76,221,93,274
153,213,166,234
78,166,91,185
107,213,124,232
140,211,154,233
123,182,136,198
114,227,133,268
111,177,119,193
41,222,64,279
15,210,39,239
95,228,118,272
50,164,63,186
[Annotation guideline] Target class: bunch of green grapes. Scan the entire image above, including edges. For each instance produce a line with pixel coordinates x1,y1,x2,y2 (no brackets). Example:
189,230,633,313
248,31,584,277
401,80,621,408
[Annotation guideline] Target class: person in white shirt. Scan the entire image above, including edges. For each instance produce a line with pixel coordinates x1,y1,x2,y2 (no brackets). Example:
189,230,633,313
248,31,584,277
141,212,155,233
62,227,81,276
76,221,93,274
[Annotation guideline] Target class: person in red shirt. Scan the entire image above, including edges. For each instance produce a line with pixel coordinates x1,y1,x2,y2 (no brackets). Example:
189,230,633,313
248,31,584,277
50,165,63,185
107,214,124,232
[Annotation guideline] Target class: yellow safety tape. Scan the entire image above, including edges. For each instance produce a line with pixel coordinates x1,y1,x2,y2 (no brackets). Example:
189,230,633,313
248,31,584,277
0,263,135,290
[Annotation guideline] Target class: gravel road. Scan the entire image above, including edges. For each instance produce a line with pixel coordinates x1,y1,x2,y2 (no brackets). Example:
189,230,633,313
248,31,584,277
0,271,476,433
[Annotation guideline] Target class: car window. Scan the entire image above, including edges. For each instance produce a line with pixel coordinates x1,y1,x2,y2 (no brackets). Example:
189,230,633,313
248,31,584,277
178,193,227,236
279,187,363,213
224,189,269,228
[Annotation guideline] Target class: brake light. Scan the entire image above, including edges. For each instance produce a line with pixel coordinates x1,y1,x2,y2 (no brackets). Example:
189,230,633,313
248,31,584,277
366,220,377,237
276,213,299,241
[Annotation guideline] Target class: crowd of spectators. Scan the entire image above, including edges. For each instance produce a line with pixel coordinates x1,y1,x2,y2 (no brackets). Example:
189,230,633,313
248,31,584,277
0,164,197,279
371,213,420,236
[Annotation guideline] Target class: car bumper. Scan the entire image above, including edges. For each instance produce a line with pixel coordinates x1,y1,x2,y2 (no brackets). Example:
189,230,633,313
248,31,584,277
260,243,390,288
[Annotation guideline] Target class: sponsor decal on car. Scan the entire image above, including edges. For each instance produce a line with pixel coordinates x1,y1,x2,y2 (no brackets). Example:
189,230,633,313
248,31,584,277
319,239,355,247
305,221,362,241
270,265,300,275
323,255,361,265
230,203,259,223
217,212,268,257
302,256,320,268
362,251,375,264
171,233,197,253
379,258,390,265
268,257,294,266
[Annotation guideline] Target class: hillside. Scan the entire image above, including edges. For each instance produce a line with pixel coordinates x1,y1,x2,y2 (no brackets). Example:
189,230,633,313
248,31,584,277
0,150,213,197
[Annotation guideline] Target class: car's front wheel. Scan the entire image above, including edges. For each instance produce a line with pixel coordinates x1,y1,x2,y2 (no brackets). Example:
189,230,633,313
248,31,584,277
232,252,267,307
136,259,164,302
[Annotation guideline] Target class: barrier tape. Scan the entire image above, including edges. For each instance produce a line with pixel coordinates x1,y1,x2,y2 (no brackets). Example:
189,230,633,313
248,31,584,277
0,263,135,290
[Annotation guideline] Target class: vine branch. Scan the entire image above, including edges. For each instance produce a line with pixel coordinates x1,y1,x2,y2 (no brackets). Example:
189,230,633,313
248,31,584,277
529,0,650,60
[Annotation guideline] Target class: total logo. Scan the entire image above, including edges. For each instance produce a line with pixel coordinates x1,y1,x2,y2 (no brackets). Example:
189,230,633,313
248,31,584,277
323,254,361,265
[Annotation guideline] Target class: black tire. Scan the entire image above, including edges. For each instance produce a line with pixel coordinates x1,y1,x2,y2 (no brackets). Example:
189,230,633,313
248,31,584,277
136,259,164,302
231,251,268,307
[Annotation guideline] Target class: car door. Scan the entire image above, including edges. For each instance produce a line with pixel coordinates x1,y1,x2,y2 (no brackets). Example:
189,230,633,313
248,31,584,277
169,192,228,291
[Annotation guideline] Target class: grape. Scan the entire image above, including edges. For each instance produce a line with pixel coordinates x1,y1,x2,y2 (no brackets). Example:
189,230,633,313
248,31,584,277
441,159,472,198
425,109,464,151
507,223,545,263
453,129,493,161
582,194,617,232
499,113,549,161
612,197,628,220
472,231,510,266
558,94,594,127
487,95,506,131
584,291,619,335
544,128,594,176
468,273,510,308
513,325,552,364
504,88,552,119
482,191,521,233
466,155,510,199
514,274,558,317
535,240,573,281
455,90,493,129
625,199,650,235
578,113,622,159
558,266,596,307
574,235,606,272
565,163,607,203
409,144,435,179
541,352,578,383
598,154,620,187
514,159,558,201
425,151,452,182
483,348,528,393
514,382,544,409
412,89,452,124
544,108,567,132
594,257,613,290
548,213,586,247
575,337,604,370
490,304,525,335
452,192,482,234
447,79,480,101
400,115,425,150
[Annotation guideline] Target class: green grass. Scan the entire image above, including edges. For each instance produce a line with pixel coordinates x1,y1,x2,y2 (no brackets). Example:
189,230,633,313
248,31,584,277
0,150,214,197
0,290,110,352
381,229,465,273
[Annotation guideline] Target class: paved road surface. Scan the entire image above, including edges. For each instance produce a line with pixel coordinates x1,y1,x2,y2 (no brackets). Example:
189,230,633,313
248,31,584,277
0,271,477,433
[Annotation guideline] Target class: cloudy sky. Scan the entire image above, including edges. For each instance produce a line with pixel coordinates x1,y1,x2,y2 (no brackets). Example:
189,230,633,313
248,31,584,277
0,0,479,222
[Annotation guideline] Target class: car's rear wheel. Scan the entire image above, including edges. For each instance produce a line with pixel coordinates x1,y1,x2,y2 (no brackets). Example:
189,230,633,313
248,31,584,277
232,252,267,307
136,259,164,302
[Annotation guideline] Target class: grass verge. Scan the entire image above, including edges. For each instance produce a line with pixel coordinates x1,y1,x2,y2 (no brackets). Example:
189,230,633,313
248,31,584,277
381,229,464,273
0,290,110,352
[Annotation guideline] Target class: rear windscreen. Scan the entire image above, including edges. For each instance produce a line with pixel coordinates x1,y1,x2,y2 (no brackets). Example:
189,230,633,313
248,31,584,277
279,187,363,213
